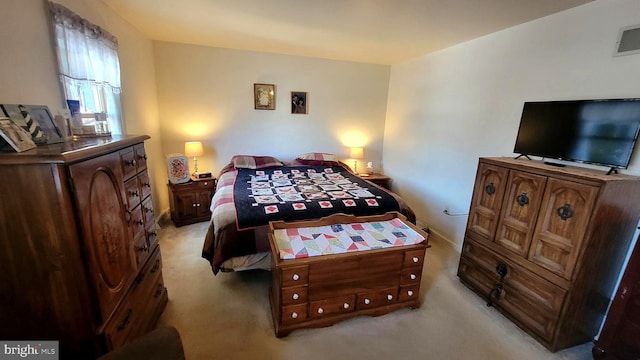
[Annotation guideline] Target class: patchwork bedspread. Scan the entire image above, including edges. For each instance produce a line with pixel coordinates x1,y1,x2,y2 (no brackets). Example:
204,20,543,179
202,163,416,274
234,165,401,229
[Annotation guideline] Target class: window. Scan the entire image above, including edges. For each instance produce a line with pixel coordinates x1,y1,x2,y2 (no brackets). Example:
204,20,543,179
49,2,124,135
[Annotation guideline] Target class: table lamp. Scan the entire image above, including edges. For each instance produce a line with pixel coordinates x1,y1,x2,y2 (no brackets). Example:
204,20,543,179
350,147,364,174
184,141,204,177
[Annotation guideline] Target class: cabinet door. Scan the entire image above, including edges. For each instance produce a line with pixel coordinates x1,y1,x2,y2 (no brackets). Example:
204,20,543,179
467,163,508,240
495,170,547,257
195,190,213,217
70,151,136,321
528,178,598,279
176,192,198,219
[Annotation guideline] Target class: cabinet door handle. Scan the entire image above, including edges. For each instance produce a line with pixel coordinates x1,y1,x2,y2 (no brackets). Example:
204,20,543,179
516,192,529,206
556,204,573,220
485,182,495,195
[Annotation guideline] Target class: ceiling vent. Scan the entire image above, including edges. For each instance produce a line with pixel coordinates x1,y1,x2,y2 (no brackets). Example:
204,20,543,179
615,24,640,56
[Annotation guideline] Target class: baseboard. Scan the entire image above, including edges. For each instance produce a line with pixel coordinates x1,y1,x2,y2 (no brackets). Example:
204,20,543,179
156,209,171,228
415,219,461,253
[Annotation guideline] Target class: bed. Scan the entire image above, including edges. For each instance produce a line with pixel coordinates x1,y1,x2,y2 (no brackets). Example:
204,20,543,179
201,153,416,274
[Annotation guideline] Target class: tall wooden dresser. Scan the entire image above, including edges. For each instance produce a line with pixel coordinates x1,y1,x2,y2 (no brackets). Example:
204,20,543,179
593,232,640,359
0,135,167,358
457,157,640,352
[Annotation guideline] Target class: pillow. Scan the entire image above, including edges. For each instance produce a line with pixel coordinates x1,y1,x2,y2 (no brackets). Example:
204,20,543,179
295,152,340,166
232,155,284,169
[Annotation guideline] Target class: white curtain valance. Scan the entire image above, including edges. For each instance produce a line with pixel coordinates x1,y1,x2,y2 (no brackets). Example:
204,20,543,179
49,2,121,93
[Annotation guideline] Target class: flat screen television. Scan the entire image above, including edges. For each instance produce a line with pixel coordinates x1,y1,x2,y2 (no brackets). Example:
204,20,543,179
513,99,640,170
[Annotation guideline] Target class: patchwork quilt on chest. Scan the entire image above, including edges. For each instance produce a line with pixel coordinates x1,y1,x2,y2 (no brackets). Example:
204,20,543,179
272,217,426,259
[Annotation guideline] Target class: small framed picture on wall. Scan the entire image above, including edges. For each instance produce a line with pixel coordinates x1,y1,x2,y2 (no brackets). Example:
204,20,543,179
291,91,307,114
254,83,276,110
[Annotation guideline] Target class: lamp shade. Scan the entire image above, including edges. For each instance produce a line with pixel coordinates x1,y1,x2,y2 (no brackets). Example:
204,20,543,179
349,147,364,159
184,141,204,157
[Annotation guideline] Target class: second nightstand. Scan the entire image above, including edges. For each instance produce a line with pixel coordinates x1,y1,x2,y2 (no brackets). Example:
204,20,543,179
359,173,391,190
168,178,216,227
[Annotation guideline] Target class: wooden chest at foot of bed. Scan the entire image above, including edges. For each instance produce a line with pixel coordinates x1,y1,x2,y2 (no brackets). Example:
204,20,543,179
268,212,429,337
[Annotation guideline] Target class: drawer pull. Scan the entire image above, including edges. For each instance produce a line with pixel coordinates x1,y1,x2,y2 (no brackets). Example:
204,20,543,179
407,290,414,297
143,182,151,188
410,274,417,280
117,309,132,331
291,312,298,319
412,257,419,263
137,154,148,160
343,303,349,309
125,159,136,167
154,284,164,298
487,263,508,307
148,231,157,239
292,293,299,300
387,294,393,301
151,259,161,273
130,190,139,198
136,220,144,226
292,274,300,281
364,299,370,305
317,308,324,314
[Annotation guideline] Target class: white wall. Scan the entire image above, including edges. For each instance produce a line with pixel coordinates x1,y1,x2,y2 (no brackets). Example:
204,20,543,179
384,0,640,248
0,0,166,214
153,42,390,175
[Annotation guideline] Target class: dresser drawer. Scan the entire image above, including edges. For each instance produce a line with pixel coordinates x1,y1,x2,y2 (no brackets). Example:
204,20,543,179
102,247,165,349
281,286,308,305
398,284,420,302
403,249,426,267
459,240,567,343
281,303,308,324
281,266,309,287
356,286,398,310
309,294,356,318
125,177,141,210
400,267,422,285
138,170,152,201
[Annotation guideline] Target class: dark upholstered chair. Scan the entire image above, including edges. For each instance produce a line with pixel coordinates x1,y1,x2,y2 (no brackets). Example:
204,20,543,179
97,326,185,360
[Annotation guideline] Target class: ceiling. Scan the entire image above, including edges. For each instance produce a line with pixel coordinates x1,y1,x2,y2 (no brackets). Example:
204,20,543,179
101,0,594,65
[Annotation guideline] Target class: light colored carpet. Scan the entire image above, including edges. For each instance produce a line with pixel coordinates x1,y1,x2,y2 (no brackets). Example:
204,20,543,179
157,221,592,360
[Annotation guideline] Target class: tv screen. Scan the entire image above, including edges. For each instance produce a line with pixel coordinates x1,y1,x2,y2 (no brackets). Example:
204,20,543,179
513,99,640,169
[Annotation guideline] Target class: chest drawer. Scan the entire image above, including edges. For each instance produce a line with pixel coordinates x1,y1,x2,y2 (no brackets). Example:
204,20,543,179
356,286,398,310
309,294,356,318
459,239,567,343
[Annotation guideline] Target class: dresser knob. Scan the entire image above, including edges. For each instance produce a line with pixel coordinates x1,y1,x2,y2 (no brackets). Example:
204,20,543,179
317,308,324,314
410,274,417,280
292,293,299,300
291,312,298,319
343,303,349,309
407,290,414,297
136,220,144,226
387,294,393,301
137,154,147,160
364,299,370,305
292,274,299,281
143,182,151,188
125,159,136,167
130,190,139,197
412,257,419,263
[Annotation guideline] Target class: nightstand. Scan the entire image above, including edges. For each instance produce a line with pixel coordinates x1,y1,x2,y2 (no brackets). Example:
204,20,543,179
359,173,391,190
168,178,216,227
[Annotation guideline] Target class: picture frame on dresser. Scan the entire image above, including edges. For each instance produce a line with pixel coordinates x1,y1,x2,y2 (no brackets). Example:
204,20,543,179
0,103,47,144
25,105,65,144
0,117,37,152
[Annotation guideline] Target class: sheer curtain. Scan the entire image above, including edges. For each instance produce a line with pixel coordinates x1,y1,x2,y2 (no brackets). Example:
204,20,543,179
49,2,124,134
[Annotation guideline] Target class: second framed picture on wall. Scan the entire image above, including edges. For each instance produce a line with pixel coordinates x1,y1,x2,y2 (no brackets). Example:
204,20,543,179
254,83,276,110
291,91,308,114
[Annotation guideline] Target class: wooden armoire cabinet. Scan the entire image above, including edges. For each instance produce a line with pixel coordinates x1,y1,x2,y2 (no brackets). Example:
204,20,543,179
0,135,167,358
457,157,640,352
593,233,640,359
